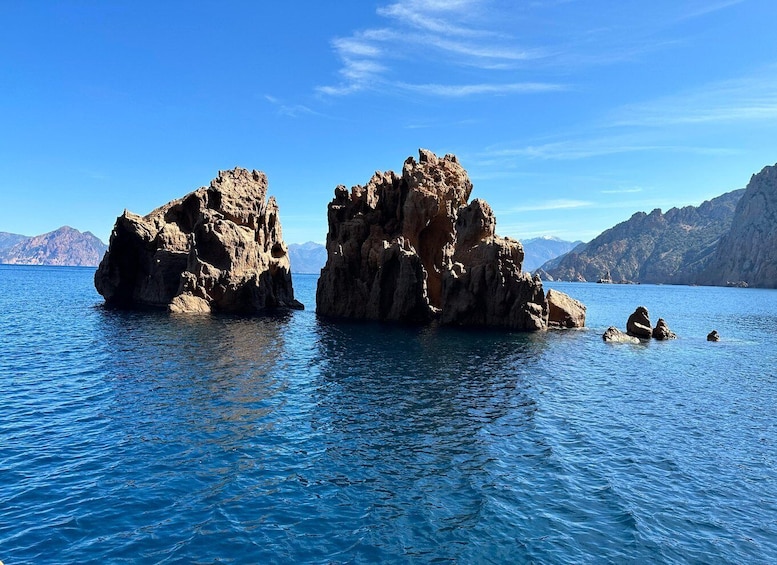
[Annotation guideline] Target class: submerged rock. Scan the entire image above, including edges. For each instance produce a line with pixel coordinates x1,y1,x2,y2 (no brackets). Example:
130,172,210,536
95,168,302,314
546,288,586,328
652,318,677,340
316,149,560,330
707,330,721,342
626,306,652,339
602,326,640,343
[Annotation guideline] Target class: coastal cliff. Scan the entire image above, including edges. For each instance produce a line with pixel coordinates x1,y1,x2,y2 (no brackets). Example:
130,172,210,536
95,168,302,313
699,164,777,288
316,149,561,330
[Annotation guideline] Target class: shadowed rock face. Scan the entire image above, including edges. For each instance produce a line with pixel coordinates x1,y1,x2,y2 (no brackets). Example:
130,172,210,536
95,168,302,314
316,149,554,330
626,306,652,339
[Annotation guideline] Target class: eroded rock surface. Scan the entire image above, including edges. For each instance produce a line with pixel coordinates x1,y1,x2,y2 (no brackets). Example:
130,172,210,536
95,168,302,313
316,149,558,330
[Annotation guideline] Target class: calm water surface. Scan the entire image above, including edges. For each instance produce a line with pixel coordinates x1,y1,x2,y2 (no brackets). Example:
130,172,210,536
1,265,776,564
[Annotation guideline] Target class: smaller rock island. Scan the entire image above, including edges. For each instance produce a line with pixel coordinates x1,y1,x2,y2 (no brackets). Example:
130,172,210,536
316,149,585,331
95,168,302,314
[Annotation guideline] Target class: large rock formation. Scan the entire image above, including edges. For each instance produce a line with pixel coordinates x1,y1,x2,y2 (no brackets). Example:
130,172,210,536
538,189,744,284
95,168,302,313
315,149,559,330
699,164,777,288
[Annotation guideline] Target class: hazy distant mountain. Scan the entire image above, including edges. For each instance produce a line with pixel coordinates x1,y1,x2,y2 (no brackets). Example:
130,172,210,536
0,232,28,255
699,163,777,288
521,236,583,272
0,226,107,267
538,189,744,284
288,241,327,274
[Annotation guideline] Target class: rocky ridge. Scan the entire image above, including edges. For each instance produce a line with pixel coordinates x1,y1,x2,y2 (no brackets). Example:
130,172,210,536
316,149,583,330
0,227,107,267
539,189,744,284
699,164,777,288
95,168,301,313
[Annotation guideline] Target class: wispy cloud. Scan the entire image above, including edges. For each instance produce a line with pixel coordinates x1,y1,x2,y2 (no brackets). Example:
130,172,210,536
317,0,558,97
600,187,643,194
398,81,566,97
486,138,735,161
608,70,777,128
675,0,745,21
265,95,322,118
510,199,592,212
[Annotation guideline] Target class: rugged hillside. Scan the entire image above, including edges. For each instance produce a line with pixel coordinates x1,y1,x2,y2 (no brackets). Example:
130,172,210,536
288,242,327,274
699,164,777,288
522,237,582,272
539,189,744,284
0,232,28,256
1,226,107,267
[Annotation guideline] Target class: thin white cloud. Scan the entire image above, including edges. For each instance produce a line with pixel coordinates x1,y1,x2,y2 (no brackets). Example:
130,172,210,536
264,95,322,118
398,81,565,97
317,0,551,97
600,187,643,195
608,70,777,128
676,0,745,21
510,199,592,212
487,139,734,161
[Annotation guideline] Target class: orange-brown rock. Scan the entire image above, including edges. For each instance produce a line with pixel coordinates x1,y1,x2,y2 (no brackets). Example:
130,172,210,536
316,149,565,330
95,168,302,313
546,288,587,328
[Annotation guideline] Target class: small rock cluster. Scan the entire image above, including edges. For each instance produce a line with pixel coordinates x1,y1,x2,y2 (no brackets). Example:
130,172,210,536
603,306,677,342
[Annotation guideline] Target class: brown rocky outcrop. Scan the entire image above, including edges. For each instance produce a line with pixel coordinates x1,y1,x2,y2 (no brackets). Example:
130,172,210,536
95,168,302,314
652,318,677,340
626,306,652,339
602,326,640,343
316,149,561,330
546,288,586,328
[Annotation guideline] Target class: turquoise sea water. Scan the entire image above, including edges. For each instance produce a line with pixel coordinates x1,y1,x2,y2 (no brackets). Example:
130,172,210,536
1,265,776,564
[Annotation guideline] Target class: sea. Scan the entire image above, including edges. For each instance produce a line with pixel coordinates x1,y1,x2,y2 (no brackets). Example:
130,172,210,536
1,264,776,564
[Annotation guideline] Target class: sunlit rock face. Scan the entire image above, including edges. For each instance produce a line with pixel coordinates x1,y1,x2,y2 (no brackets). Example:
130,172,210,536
95,168,302,314
700,163,777,288
316,149,554,331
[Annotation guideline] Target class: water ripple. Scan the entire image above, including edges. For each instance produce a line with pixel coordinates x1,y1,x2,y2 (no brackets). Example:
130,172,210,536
1,268,776,563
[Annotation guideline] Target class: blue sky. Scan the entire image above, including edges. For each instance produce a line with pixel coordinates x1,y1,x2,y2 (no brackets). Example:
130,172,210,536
2,0,776,244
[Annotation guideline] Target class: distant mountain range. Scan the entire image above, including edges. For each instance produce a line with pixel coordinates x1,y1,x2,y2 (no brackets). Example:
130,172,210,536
287,237,579,275
287,242,328,274
0,226,107,267
537,189,744,284
521,236,584,272
537,161,777,288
